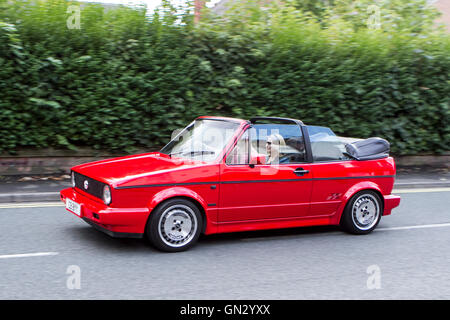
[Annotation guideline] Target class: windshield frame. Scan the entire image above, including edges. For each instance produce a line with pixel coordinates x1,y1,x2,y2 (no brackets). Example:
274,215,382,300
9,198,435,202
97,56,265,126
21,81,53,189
160,118,245,163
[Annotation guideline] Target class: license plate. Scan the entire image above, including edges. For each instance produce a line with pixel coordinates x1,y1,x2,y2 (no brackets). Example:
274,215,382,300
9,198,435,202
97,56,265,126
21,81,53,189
66,199,81,216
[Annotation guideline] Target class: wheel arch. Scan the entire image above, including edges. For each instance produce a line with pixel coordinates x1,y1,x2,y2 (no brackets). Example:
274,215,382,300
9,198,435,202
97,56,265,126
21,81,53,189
147,187,208,234
335,182,385,224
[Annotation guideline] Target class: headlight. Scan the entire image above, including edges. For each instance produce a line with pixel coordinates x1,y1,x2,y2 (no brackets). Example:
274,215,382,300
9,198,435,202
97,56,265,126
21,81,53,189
71,171,75,187
103,185,112,205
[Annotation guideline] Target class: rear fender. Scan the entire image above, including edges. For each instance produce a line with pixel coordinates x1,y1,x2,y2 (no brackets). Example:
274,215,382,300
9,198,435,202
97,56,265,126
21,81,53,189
333,181,384,224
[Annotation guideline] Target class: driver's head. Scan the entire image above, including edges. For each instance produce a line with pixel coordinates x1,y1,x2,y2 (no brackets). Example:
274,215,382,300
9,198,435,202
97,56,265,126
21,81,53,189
266,133,285,159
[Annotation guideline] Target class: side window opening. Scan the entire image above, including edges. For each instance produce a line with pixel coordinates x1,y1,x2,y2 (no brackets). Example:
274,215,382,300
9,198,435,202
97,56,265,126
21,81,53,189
252,124,306,165
226,124,307,165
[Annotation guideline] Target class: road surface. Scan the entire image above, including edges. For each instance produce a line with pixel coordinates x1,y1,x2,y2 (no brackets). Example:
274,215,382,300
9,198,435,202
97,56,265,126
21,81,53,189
0,188,449,299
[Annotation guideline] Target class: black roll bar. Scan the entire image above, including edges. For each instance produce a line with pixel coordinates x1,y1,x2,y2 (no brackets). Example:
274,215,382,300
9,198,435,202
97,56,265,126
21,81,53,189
249,117,304,126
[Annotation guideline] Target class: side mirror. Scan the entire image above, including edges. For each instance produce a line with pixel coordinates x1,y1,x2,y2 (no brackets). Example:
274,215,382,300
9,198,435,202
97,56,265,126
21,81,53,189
249,154,266,166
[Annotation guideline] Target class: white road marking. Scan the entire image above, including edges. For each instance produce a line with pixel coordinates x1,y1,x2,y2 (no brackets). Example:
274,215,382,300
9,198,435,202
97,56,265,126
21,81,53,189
0,202,64,209
0,252,59,259
393,187,450,193
376,222,450,232
241,222,450,242
0,188,448,209
0,187,447,210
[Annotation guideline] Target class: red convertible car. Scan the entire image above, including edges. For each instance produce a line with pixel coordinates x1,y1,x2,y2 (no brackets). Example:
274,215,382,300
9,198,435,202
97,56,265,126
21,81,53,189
60,116,400,252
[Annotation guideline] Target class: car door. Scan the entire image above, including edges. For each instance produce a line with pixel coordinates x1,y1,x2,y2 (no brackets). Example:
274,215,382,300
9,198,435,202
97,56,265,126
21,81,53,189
218,122,313,222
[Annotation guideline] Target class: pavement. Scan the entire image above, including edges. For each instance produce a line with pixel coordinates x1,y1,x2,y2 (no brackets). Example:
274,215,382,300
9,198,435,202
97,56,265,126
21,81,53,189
0,189,449,299
0,170,448,203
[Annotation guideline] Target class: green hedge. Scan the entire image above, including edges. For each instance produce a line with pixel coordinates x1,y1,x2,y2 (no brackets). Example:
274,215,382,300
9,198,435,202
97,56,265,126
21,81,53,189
0,0,449,155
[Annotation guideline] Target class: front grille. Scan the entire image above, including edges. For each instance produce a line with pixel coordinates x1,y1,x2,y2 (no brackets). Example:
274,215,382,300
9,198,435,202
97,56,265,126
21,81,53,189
73,171,105,200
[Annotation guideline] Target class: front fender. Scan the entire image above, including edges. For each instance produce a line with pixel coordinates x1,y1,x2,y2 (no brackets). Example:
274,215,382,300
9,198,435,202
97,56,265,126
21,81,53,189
147,186,217,234
147,186,208,214
333,181,384,224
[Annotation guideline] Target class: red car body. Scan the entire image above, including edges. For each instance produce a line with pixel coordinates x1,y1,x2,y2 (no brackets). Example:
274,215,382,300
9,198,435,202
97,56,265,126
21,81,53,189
60,116,400,241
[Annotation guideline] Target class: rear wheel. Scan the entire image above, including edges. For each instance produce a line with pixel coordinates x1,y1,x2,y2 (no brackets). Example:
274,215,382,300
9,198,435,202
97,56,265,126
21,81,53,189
340,190,382,234
146,198,202,252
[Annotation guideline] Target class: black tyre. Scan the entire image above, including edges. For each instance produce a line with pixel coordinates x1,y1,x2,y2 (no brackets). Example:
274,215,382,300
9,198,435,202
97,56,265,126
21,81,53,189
340,190,383,235
146,198,202,252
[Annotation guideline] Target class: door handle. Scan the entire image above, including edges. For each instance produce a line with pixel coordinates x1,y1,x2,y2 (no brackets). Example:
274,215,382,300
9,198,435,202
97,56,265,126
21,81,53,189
293,167,309,176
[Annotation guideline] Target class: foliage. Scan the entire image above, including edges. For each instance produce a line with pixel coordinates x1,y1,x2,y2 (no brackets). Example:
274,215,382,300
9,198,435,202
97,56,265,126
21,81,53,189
291,0,443,33
0,0,448,155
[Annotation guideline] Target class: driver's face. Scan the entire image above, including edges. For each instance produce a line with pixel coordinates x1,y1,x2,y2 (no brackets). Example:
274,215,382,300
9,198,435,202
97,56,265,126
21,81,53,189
266,140,272,157
266,139,281,158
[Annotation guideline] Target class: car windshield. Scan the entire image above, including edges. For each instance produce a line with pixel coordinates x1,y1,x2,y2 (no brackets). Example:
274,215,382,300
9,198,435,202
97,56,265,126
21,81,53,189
160,119,240,162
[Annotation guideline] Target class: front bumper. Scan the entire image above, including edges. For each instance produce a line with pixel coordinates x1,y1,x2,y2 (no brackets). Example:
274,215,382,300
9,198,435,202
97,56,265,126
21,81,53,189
383,194,401,216
60,187,149,238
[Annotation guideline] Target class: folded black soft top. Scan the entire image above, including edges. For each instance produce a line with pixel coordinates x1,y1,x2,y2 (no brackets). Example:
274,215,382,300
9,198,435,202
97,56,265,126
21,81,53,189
345,137,390,161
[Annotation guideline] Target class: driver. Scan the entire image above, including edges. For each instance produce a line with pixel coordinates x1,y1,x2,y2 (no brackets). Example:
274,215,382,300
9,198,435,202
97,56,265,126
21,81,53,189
266,133,286,164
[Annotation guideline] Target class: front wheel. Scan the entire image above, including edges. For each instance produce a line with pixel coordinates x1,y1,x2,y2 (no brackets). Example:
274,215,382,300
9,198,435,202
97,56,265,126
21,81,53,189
146,199,202,252
340,190,383,234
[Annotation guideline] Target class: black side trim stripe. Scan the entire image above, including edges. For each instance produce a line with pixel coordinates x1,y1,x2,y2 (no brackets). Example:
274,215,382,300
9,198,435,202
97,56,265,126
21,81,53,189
115,175,395,189
313,175,395,181
116,181,221,189
221,179,313,184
